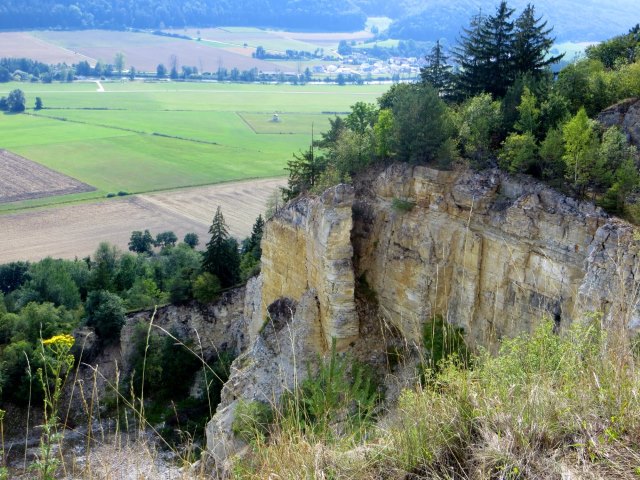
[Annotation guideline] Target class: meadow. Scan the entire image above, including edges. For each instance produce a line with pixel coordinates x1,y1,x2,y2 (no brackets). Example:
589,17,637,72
0,81,388,212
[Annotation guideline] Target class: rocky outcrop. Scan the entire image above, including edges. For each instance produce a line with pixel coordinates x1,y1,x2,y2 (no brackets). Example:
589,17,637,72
121,287,249,374
353,164,640,346
206,165,640,468
597,97,640,145
258,184,357,351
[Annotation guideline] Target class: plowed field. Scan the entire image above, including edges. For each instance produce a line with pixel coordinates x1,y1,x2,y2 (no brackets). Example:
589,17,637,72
0,149,95,204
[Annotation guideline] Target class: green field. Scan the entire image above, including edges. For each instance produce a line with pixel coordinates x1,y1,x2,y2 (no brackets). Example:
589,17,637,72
0,81,388,212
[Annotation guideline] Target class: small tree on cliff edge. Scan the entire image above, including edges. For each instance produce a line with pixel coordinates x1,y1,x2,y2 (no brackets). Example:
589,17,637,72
203,207,240,288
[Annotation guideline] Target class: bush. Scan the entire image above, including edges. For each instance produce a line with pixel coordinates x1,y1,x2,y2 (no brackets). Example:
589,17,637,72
192,272,221,303
392,197,416,213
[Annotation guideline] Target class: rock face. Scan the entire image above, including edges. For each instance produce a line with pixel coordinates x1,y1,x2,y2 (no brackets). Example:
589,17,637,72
206,165,640,467
352,164,640,346
258,184,357,350
597,97,640,145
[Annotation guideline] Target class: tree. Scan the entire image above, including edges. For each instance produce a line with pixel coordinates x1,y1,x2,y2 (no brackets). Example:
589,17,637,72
242,215,265,261
156,64,167,78
7,89,25,113
114,52,125,76
90,242,119,291
34,97,43,110
85,290,125,343
282,147,327,201
498,132,538,174
128,230,154,254
128,66,136,81
458,93,503,164
512,4,563,78
202,207,241,288
155,231,178,249
374,108,395,160
192,272,221,303
338,40,352,56
345,102,378,135
183,233,199,248
420,40,454,95
562,108,599,195
514,86,540,134
454,4,514,98
391,83,454,165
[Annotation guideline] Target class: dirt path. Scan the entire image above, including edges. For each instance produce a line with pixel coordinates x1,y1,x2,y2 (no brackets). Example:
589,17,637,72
0,178,284,264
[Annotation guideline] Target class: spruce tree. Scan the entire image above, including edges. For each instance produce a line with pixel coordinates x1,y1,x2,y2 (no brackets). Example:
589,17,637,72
203,207,240,288
512,4,564,78
479,1,516,98
420,40,454,95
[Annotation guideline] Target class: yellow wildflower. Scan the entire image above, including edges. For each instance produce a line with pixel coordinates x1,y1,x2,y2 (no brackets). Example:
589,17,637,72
42,334,75,349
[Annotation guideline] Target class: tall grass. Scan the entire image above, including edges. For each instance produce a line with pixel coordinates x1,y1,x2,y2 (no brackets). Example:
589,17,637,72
234,317,640,479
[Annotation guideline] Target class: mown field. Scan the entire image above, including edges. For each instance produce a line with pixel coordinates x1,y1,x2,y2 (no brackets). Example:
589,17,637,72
0,81,388,212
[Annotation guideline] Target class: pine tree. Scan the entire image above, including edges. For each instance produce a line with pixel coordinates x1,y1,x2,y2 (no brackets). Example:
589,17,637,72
282,147,326,201
203,207,240,288
512,4,564,78
453,10,487,97
480,1,516,98
420,40,454,95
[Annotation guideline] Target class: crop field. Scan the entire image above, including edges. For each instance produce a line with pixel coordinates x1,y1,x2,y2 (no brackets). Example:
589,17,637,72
30,29,291,72
0,81,387,211
0,32,94,66
0,149,95,203
0,178,285,264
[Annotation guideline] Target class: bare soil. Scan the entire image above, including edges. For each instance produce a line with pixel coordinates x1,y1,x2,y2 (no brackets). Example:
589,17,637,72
0,149,95,204
0,178,284,263
0,32,94,65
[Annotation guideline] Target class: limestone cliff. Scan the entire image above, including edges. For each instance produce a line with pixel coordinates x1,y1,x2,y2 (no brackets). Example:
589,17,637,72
352,164,640,347
597,97,640,145
206,165,640,467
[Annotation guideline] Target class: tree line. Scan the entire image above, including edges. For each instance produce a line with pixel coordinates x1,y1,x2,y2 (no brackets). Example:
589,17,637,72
0,208,263,405
285,3,640,217
0,0,365,31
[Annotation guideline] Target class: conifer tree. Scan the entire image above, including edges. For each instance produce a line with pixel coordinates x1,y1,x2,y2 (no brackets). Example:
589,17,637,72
203,207,240,287
420,40,454,95
512,4,564,78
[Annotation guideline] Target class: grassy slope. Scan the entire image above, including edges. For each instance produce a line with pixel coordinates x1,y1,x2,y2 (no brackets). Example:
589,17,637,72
0,82,387,212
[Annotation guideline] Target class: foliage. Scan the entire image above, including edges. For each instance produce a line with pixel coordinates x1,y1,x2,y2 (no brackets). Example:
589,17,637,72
281,339,380,442
85,290,125,343
454,2,562,98
421,315,470,371
203,207,241,288
32,334,75,480
0,0,366,32
498,131,538,174
192,272,221,304
154,231,177,249
232,400,274,444
420,40,454,95
6,88,25,112
128,230,154,254
391,197,416,213
183,232,199,249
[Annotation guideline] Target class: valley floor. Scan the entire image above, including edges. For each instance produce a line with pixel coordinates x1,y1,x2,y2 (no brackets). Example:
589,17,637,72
0,177,284,263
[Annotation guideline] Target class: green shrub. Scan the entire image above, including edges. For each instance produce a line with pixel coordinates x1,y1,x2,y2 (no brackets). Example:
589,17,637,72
392,197,416,213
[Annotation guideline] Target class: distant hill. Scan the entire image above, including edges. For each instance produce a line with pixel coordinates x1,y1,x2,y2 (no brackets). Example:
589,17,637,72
386,0,639,43
0,0,366,32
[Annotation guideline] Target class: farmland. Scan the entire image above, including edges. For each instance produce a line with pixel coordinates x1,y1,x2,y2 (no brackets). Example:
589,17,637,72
0,80,387,259
0,81,388,211
0,178,285,264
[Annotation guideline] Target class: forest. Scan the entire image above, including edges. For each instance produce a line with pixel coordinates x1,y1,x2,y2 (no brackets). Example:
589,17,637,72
0,0,365,31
